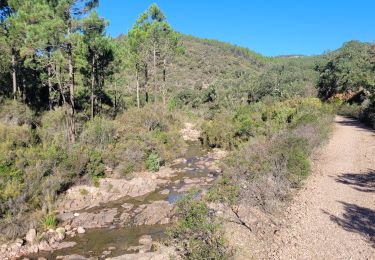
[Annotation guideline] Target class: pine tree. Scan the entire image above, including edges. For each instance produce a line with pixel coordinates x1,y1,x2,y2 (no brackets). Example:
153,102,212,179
128,4,181,107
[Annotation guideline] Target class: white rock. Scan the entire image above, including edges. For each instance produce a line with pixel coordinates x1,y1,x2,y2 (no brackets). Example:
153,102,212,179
26,228,37,244
38,240,52,251
55,227,66,241
77,227,86,234
15,238,24,247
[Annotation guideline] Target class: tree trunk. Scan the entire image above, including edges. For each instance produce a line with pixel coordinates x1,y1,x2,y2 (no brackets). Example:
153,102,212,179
11,49,17,100
144,63,149,103
153,45,157,103
91,54,95,119
22,75,26,103
136,67,140,108
67,42,76,143
47,47,53,109
162,58,166,106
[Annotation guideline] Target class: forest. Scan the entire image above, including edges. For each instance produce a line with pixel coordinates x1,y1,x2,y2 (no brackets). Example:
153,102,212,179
0,1,374,259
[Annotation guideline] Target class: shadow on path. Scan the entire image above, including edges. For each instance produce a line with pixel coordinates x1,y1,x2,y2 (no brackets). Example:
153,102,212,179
335,170,375,193
322,201,375,248
336,117,375,135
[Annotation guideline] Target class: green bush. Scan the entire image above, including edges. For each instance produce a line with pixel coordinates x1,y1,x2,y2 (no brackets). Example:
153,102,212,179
0,100,35,126
38,107,68,147
80,116,114,150
213,98,334,212
337,103,361,118
146,152,160,172
87,150,105,179
275,137,311,187
168,193,232,259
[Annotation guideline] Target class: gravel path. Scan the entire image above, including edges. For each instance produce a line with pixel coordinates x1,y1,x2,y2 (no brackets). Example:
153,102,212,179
270,116,375,259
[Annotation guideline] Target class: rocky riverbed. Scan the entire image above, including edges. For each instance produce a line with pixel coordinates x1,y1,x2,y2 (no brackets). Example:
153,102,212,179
1,141,226,260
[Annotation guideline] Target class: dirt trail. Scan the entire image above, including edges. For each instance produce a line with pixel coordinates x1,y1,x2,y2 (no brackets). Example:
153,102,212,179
269,116,375,259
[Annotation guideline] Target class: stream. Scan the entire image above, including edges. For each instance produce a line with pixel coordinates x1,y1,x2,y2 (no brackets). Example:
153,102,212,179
29,142,221,259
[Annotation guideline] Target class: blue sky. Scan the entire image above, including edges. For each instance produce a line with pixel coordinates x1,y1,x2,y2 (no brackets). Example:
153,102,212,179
97,0,375,56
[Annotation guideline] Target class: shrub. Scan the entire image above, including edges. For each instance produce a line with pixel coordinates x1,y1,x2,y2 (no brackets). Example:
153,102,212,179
274,137,311,187
201,111,237,149
223,137,291,212
112,103,186,172
79,188,88,196
167,98,177,111
337,103,361,118
86,150,105,179
207,174,239,206
38,107,68,147
215,99,334,212
80,117,114,150
146,152,160,172
168,193,232,259
0,100,35,126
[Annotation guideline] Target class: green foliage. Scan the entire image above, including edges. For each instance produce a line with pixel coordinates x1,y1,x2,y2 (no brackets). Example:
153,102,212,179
207,174,239,206
168,193,232,259
337,103,362,119
80,117,114,150
146,152,160,172
87,150,105,179
0,2,358,250
79,188,89,196
201,97,330,150
41,214,57,230
316,41,374,100
167,98,177,111
37,107,68,147
211,98,334,212
274,137,310,187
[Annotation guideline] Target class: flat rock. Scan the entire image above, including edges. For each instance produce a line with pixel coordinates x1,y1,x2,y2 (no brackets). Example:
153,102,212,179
58,178,157,212
121,203,134,211
71,208,118,228
106,244,177,260
60,254,88,260
55,241,77,250
159,189,170,195
133,201,174,226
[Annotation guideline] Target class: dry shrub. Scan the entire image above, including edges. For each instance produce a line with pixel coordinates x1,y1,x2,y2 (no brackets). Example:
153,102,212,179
224,137,291,212
0,100,34,126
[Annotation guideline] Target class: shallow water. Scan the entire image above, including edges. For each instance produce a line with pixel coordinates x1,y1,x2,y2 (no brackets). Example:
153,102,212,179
30,141,218,259
34,225,167,259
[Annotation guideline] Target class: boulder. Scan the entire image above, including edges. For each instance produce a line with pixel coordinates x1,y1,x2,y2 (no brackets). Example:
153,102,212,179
119,212,131,225
77,227,86,234
180,122,201,141
38,240,52,252
138,235,152,246
57,212,75,222
26,229,37,244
